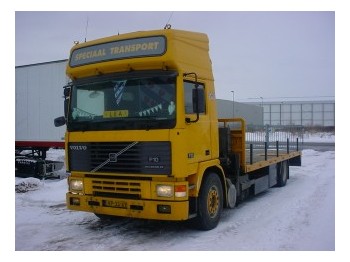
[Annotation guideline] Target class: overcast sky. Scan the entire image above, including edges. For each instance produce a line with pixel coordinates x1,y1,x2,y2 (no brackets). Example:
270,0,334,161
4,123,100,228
15,11,334,102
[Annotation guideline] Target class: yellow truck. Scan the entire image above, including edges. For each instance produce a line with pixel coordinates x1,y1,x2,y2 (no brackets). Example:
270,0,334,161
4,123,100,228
55,28,301,230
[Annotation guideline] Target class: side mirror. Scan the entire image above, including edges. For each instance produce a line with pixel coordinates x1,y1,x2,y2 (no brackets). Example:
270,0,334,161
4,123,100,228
54,116,66,127
186,87,205,123
64,99,69,118
64,87,71,97
63,87,71,118
193,88,205,114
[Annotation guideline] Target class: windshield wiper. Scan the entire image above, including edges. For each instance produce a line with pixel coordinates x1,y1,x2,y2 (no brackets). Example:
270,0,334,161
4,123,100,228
71,107,96,121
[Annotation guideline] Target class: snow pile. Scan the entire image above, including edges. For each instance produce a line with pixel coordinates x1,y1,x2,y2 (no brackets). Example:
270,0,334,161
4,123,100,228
15,177,43,193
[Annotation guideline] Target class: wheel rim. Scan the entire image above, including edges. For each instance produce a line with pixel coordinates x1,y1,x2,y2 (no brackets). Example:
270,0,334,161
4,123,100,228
207,185,219,218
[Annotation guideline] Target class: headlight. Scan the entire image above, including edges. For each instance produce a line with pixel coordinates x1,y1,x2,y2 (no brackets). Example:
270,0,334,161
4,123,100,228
70,179,83,191
156,185,173,197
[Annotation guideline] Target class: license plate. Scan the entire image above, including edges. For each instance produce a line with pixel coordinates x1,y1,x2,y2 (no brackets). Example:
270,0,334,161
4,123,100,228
103,199,127,209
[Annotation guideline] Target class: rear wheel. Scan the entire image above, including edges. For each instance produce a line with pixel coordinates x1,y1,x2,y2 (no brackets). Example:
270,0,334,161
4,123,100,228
277,161,289,187
194,173,223,230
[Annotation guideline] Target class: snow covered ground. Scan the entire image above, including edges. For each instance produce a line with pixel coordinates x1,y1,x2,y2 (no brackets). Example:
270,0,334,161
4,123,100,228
13,145,337,253
14,153,334,251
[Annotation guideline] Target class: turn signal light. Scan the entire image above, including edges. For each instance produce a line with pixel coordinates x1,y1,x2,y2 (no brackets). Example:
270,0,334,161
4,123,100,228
175,185,187,198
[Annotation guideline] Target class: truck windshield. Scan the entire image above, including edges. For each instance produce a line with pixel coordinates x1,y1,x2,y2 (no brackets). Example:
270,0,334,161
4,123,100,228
67,71,177,131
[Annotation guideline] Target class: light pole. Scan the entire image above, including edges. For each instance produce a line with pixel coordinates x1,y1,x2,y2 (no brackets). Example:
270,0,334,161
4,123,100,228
260,96,264,125
231,91,234,119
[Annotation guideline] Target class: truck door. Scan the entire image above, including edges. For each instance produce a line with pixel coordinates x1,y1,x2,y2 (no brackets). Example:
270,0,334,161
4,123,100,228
184,80,212,164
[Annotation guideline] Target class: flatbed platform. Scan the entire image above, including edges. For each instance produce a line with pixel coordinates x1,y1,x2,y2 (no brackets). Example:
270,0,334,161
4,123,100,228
218,118,302,174
244,150,301,173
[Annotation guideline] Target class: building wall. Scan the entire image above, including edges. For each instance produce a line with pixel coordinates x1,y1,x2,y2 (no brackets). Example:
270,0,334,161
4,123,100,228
216,99,263,125
260,101,335,127
246,101,335,127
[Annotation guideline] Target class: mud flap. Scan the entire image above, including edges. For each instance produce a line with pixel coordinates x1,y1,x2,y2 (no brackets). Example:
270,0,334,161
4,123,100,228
226,179,237,208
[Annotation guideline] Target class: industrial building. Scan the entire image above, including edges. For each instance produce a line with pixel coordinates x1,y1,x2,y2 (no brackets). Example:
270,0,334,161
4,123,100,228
216,99,263,125
247,100,335,127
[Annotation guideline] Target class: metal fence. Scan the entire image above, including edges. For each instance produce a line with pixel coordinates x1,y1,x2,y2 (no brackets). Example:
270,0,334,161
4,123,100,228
245,124,304,151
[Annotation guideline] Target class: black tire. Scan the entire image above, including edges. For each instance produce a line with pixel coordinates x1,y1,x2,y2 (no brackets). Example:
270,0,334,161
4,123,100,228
276,161,289,187
194,173,223,230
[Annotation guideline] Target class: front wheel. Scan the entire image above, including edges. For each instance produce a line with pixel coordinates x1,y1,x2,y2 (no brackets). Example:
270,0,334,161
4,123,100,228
194,173,223,230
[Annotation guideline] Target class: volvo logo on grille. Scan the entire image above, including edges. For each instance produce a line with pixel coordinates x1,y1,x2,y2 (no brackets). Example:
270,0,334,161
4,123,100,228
91,141,138,172
109,153,118,162
70,145,87,150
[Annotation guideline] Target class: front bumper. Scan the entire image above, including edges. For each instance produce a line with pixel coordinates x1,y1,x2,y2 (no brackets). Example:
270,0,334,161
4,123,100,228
66,193,189,221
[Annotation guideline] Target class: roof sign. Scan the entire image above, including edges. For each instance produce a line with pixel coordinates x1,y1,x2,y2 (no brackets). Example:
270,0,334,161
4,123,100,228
69,36,166,67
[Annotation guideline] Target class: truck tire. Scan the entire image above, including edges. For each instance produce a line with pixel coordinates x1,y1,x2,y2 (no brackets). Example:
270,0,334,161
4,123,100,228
276,161,289,187
194,173,223,230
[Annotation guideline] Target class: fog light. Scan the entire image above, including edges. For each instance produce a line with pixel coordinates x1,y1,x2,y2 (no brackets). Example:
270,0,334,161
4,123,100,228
156,185,173,197
157,205,171,214
70,197,80,206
